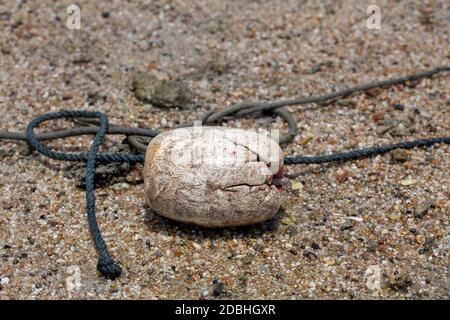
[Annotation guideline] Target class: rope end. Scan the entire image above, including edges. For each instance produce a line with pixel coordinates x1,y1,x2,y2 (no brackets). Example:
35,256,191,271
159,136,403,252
97,258,122,280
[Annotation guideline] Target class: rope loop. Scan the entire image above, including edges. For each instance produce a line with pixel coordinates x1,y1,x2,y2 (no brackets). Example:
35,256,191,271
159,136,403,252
26,110,126,280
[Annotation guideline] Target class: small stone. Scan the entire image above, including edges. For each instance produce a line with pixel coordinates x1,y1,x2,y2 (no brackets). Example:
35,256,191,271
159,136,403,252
212,280,226,297
388,212,401,222
376,125,392,135
238,276,248,287
366,88,382,97
86,91,102,105
393,103,405,111
372,110,385,122
197,57,230,78
336,99,356,107
342,233,351,241
201,289,209,297
366,241,378,252
389,272,412,292
112,182,130,190
0,276,9,285
131,73,192,109
415,235,426,245
125,175,136,183
400,179,417,186
303,250,317,261
241,256,253,265
323,257,336,266
281,215,296,226
0,149,7,161
16,143,31,156
393,125,408,137
276,31,291,40
414,200,435,219
308,63,325,74
285,225,298,236
340,221,353,231
390,149,409,163
205,19,223,34
72,53,92,64
336,171,350,183
392,118,414,137
291,182,303,190
419,237,434,254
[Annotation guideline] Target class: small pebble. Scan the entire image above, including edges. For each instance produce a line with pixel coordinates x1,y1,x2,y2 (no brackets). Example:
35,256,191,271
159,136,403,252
0,149,7,160
0,276,10,285
390,149,409,163
323,257,336,266
131,73,192,109
16,143,31,156
303,250,318,261
400,179,417,186
393,103,405,111
414,201,434,219
389,272,412,292
212,280,226,297
340,221,353,231
281,215,296,225
388,212,401,222
291,182,303,190
112,182,130,190
376,124,392,135
415,235,426,245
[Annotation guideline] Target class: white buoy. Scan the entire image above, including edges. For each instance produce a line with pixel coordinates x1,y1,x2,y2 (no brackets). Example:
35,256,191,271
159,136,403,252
144,126,284,227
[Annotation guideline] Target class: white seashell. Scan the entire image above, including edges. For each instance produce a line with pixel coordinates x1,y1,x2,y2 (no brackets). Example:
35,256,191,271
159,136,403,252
143,126,284,227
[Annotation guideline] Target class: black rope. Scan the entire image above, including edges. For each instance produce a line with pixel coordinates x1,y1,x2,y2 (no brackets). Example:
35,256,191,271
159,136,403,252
1,124,160,142
208,66,450,119
284,137,450,165
26,111,145,279
1,66,449,280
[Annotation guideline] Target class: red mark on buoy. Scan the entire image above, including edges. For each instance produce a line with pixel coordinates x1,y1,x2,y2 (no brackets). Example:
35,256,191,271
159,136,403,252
272,167,284,192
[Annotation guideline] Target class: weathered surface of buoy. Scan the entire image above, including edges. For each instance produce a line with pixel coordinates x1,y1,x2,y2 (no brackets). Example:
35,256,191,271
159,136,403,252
144,126,283,227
